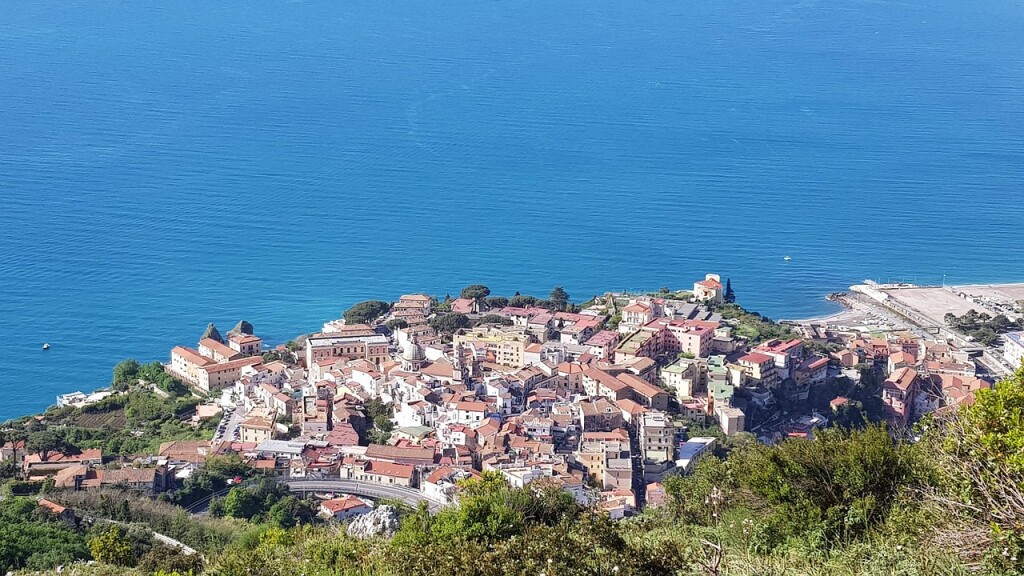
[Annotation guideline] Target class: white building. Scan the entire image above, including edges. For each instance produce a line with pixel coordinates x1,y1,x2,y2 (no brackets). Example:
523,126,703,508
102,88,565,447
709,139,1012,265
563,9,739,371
319,496,372,521
1005,332,1024,370
675,437,717,475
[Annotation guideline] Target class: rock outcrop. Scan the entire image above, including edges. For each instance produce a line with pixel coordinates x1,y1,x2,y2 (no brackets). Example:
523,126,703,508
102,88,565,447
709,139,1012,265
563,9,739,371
346,505,400,539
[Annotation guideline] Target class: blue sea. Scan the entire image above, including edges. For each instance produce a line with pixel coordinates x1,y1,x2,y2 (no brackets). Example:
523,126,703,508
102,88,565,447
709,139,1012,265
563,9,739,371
2,0,1023,420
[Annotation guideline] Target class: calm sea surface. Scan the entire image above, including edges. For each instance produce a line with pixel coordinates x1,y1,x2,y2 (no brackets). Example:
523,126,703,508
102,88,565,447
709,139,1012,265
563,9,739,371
2,0,1023,420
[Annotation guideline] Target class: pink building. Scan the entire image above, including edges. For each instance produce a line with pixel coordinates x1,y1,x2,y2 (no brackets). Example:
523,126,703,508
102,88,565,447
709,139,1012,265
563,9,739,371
882,367,920,425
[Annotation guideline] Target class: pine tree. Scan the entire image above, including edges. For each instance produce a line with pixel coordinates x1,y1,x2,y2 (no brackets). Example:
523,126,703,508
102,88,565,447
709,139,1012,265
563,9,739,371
725,278,736,303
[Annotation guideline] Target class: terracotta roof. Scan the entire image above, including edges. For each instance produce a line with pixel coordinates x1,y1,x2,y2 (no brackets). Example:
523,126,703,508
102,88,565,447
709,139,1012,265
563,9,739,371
450,298,476,314
754,338,804,354
38,498,67,515
201,356,263,373
424,465,479,484
583,368,627,392
582,428,630,442
365,460,415,479
101,467,157,485
400,294,432,302
172,346,214,367
242,416,274,430
739,352,774,365
615,398,648,417
616,373,666,399
322,496,370,513
421,360,455,379
364,444,435,464
24,448,102,466
586,331,620,346
228,333,262,345
886,367,919,391
53,464,89,488
200,338,240,359
830,396,850,408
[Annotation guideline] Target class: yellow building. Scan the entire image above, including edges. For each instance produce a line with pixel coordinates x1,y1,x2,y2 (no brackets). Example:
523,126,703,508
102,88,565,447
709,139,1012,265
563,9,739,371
240,411,276,444
453,326,533,368
305,325,390,367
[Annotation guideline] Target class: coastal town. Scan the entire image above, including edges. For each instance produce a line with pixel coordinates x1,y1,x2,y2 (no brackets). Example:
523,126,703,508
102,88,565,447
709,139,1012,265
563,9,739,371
4,275,1023,523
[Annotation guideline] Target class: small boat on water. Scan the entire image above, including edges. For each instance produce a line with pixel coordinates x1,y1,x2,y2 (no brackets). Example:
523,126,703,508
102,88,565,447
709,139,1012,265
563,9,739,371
783,256,792,261
42,343,50,350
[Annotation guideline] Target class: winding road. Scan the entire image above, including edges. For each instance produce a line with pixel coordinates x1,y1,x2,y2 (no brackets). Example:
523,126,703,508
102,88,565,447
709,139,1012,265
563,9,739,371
282,479,444,513
186,478,444,515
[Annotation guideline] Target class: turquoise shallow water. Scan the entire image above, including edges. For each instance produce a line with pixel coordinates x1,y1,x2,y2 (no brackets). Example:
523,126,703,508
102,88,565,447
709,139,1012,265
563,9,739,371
1,0,1023,420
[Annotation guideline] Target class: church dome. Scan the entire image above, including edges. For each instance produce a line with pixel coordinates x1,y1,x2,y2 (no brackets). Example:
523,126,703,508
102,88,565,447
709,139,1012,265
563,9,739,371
402,340,425,362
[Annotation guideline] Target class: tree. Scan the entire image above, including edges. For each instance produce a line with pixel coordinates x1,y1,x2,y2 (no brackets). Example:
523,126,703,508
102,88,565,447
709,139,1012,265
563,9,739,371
727,425,920,547
550,287,570,310
223,487,261,520
342,300,391,325
460,284,491,301
725,278,736,303
833,400,867,429
477,314,513,326
485,296,509,309
208,497,226,517
26,429,72,460
88,525,135,566
112,359,140,390
137,545,203,575
267,496,315,528
508,295,537,308
926,367,1024,572
429,313,471,336
385,319,409,331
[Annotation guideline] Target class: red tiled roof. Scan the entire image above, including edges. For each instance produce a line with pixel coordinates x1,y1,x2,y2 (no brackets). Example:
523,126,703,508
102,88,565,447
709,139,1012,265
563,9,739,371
172,346,214,367
201,356,263,373
886,367,919,391
585,331,620,346
451,298,476,314
616,373,666,399
200,338,240,359
421,360,455,378
400,294,432,302
582,428,630,442
830,396,850,408
322,496,370,513
228,333,262,345
38,499,67,515
583,368,627,392
755,338,804,354
365,460,415,479
364,444,435,464
739,352,774,365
